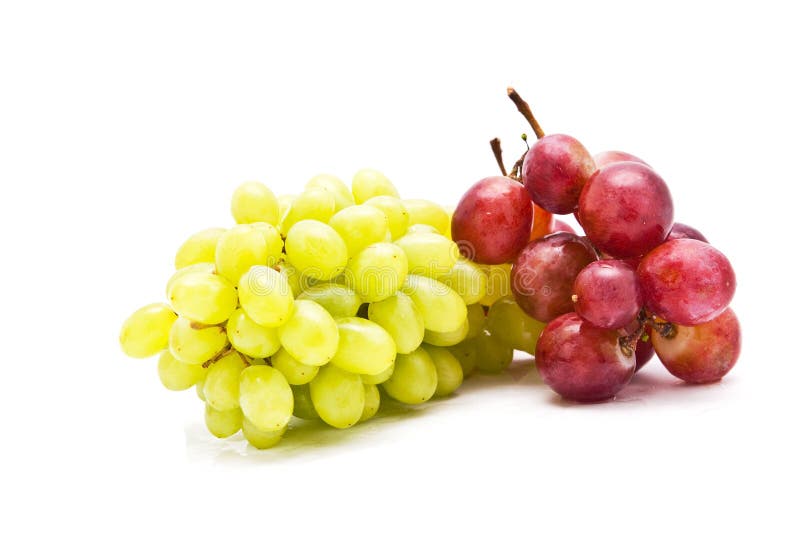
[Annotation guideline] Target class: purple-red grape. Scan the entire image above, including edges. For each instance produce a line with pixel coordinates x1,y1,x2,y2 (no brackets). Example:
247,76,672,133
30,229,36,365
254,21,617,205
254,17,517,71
638,238,736,326
536,312,636,402
552,219,575,234
451,176,533,264
667,222,708,243
522,134,596,214
593,150,649,168
634,333,655,371
572,259,642,330
578,162,674,258
511,232,598,322
651,308,741,383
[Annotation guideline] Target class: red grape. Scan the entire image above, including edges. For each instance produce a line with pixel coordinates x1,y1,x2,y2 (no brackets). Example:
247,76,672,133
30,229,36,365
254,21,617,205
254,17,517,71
572,259,642,330
451,176,533,264
522,134,596,214
667,222,708,243
638,238,736,326
651,308,741,383
578,162,674,258
634,335,655,371
536,312,636,402
552,219,575,234
511,232,598,322
593,150,649,168
529,202,554,241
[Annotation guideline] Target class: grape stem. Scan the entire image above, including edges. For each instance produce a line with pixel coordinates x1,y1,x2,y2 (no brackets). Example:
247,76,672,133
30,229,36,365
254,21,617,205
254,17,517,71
490,137,508,176
507,87,545,140
645,315,677,339
202,345,233,368
619,321,645,358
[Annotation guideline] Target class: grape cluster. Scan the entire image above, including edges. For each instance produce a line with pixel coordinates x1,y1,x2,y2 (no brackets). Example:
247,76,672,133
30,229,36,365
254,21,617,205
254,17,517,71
119,170,518,449
452,89,741,402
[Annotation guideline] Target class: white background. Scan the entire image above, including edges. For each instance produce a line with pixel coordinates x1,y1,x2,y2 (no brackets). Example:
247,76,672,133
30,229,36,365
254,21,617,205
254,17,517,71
1,1,797,532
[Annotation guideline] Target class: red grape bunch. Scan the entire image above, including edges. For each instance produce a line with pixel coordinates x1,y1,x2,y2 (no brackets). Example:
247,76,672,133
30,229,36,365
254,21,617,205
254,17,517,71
452,88,740,402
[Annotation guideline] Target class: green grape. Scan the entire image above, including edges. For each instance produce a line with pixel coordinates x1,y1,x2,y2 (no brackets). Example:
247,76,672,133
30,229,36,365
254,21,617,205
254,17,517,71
423,345,464,397
450,339,478,377
168,272,238,325
157,350,207,391
165,262,216,298
174,228,226,270
364,195,409,239
285,220,348,282
382,347,438,405
238,265,294,327
479,263,512,307
423,319,469,347
310,365,365,429
215,225,268,285
359,384,381,422
401,274,467,333
298,282,362,318
330,317,396,375
404,199,450,235
443,206,454,239
204,404,242,438
168,318,228,365
239,365,294,431
230,181,280,226
119,303,177,358
367,292,424,354
465,303,486,339
277,194,295,221
203,351,246,411
275,261,303,298
436,259,487,305
485,296,546,355
242,418,286,449
328,205,389,256
196,377,206,401
306,174,355,212
278,300,339,366
281,188,336,234
344,242,408,302
394,232,459,278
271,347,319,385
475,330,514,373
291,384,320,420
226,308,280,358
352,168,399,203
405,223,439,234
362,362,394,385
249,222,283,267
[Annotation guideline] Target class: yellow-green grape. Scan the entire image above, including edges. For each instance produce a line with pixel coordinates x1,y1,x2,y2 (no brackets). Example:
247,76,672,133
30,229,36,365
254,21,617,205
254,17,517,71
204,404,242,438
451,339,478,377
291,384,319,420
215,225,268,285
344,242,408,303
310,365,365,429
465,303,485,340
352,168,399,203
165,262,216,297
359,384,381,422
382,346,438,405
298,282,362,318
437,259,487,305
423,345,464,397
405,223,439,234
239,365,294,431
404,199,450,235
331,317,396,375
157,350,207,391
486,296,546,355
203,351,246,411
119,303,177,358
231,181,280,225
226,308,280,358
277,194,295,221
362,362,394,385
328,205,389,257
271,347,319,385
306,174,355,212
249,222,283,267
479,263,513,307
281,188,336,234
238,265,294,328
174,228,226,270
423,319,469,347
168,272,238,325
443,206,454,239
401,274,467,333
394,232,459,278
196,377,206,401
285,220,348,282
475,330,514,373
242,418,286,449
364,195,409,239
367,292,424,354
168,318,228,365
278,300,339,366
276,261,303,298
